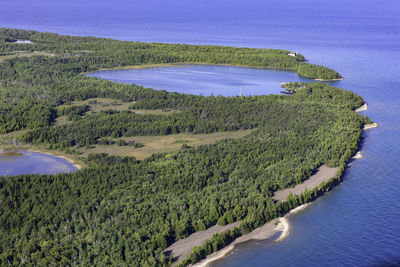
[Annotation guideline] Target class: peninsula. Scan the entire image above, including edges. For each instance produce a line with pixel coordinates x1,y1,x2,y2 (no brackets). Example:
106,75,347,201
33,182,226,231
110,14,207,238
0,28,370,266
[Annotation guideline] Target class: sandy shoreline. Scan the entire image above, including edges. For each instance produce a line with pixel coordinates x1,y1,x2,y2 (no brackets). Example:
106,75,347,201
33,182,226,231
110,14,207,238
167,165,337,266
314,77,343,82
355,103,368,112
193,203,311,267
192,218,282,267
363,122,378,130
28,149,82,170
188,113,377,266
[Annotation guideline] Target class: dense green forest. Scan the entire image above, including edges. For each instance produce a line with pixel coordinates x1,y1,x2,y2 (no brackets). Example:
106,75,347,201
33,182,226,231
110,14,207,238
0,28,367,266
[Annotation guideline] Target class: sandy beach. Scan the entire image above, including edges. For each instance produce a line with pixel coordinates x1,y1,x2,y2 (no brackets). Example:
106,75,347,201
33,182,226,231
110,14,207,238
192,218,283,267
314,78,344,82
363,122,378,130
192,203,311,267
187,119,377,266
166,165,337,266
355,103,378,130
355,103,368,112
29,150,82,170
55,155,82,170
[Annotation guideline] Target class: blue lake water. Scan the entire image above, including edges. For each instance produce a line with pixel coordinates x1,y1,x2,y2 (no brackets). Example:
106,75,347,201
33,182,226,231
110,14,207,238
87,65,315,97
1,0,400,266
0,151,77,177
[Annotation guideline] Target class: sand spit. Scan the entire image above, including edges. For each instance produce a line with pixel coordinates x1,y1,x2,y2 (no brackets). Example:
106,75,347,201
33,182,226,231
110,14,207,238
288,203,311,215
275,217,290,242
363,122,378,130
273,164,339,202
355,103,368,112
274,203,311,242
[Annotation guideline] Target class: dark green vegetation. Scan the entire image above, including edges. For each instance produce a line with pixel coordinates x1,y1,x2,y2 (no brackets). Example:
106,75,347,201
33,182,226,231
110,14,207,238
0,28,367,266
297,63,341,80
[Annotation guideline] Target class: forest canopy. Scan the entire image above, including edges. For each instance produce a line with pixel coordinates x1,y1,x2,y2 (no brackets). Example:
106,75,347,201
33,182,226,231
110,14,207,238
0,28,366,266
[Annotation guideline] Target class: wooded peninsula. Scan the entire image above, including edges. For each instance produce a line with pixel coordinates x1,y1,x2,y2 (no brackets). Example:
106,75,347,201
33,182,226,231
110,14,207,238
0,28,369,266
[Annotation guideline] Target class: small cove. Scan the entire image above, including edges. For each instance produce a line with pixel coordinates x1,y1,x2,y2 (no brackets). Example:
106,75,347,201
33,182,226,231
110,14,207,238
0,151,77,177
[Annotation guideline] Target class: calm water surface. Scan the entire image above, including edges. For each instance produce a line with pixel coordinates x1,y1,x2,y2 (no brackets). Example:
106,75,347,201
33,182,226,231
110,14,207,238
87,65,315,96
1,0,400,266
0,151,77,176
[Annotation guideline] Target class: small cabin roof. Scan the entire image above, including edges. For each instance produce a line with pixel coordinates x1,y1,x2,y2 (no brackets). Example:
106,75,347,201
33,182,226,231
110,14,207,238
15,40,33,44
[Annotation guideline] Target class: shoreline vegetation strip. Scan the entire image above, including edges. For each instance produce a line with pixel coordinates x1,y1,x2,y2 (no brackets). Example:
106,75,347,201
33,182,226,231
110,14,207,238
0,28,371,266
179,104,376,266
193,204,310,267
166,165,337,264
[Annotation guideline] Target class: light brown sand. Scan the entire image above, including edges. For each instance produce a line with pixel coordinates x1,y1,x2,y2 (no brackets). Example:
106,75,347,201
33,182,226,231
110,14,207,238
168,166,336,265
193,203,311,267
314,78,344,82
29,150,82,170
192,219,281,267
363,122,378,130
355,103,368,112
191,218,282,267
167,165,337,265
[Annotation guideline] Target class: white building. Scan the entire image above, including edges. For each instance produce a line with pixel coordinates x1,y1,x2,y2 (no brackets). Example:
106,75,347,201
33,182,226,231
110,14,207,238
15,40,33,44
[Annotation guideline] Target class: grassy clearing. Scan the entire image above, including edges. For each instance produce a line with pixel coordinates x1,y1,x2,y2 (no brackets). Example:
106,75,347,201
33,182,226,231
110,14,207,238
54,116,72,126
131,109,179,115
0,51,55,62
78,129,253,160
57,98,179,116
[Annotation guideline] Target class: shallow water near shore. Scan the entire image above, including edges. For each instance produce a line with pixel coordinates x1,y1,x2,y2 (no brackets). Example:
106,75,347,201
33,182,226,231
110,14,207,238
0,151,77,177
1,0,400,266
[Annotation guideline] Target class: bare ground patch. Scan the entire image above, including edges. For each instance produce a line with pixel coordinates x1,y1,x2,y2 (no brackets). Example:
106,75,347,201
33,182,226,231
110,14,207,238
165,222,242,264
273,164,339,202
0,51,55,62
54,116,72,126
